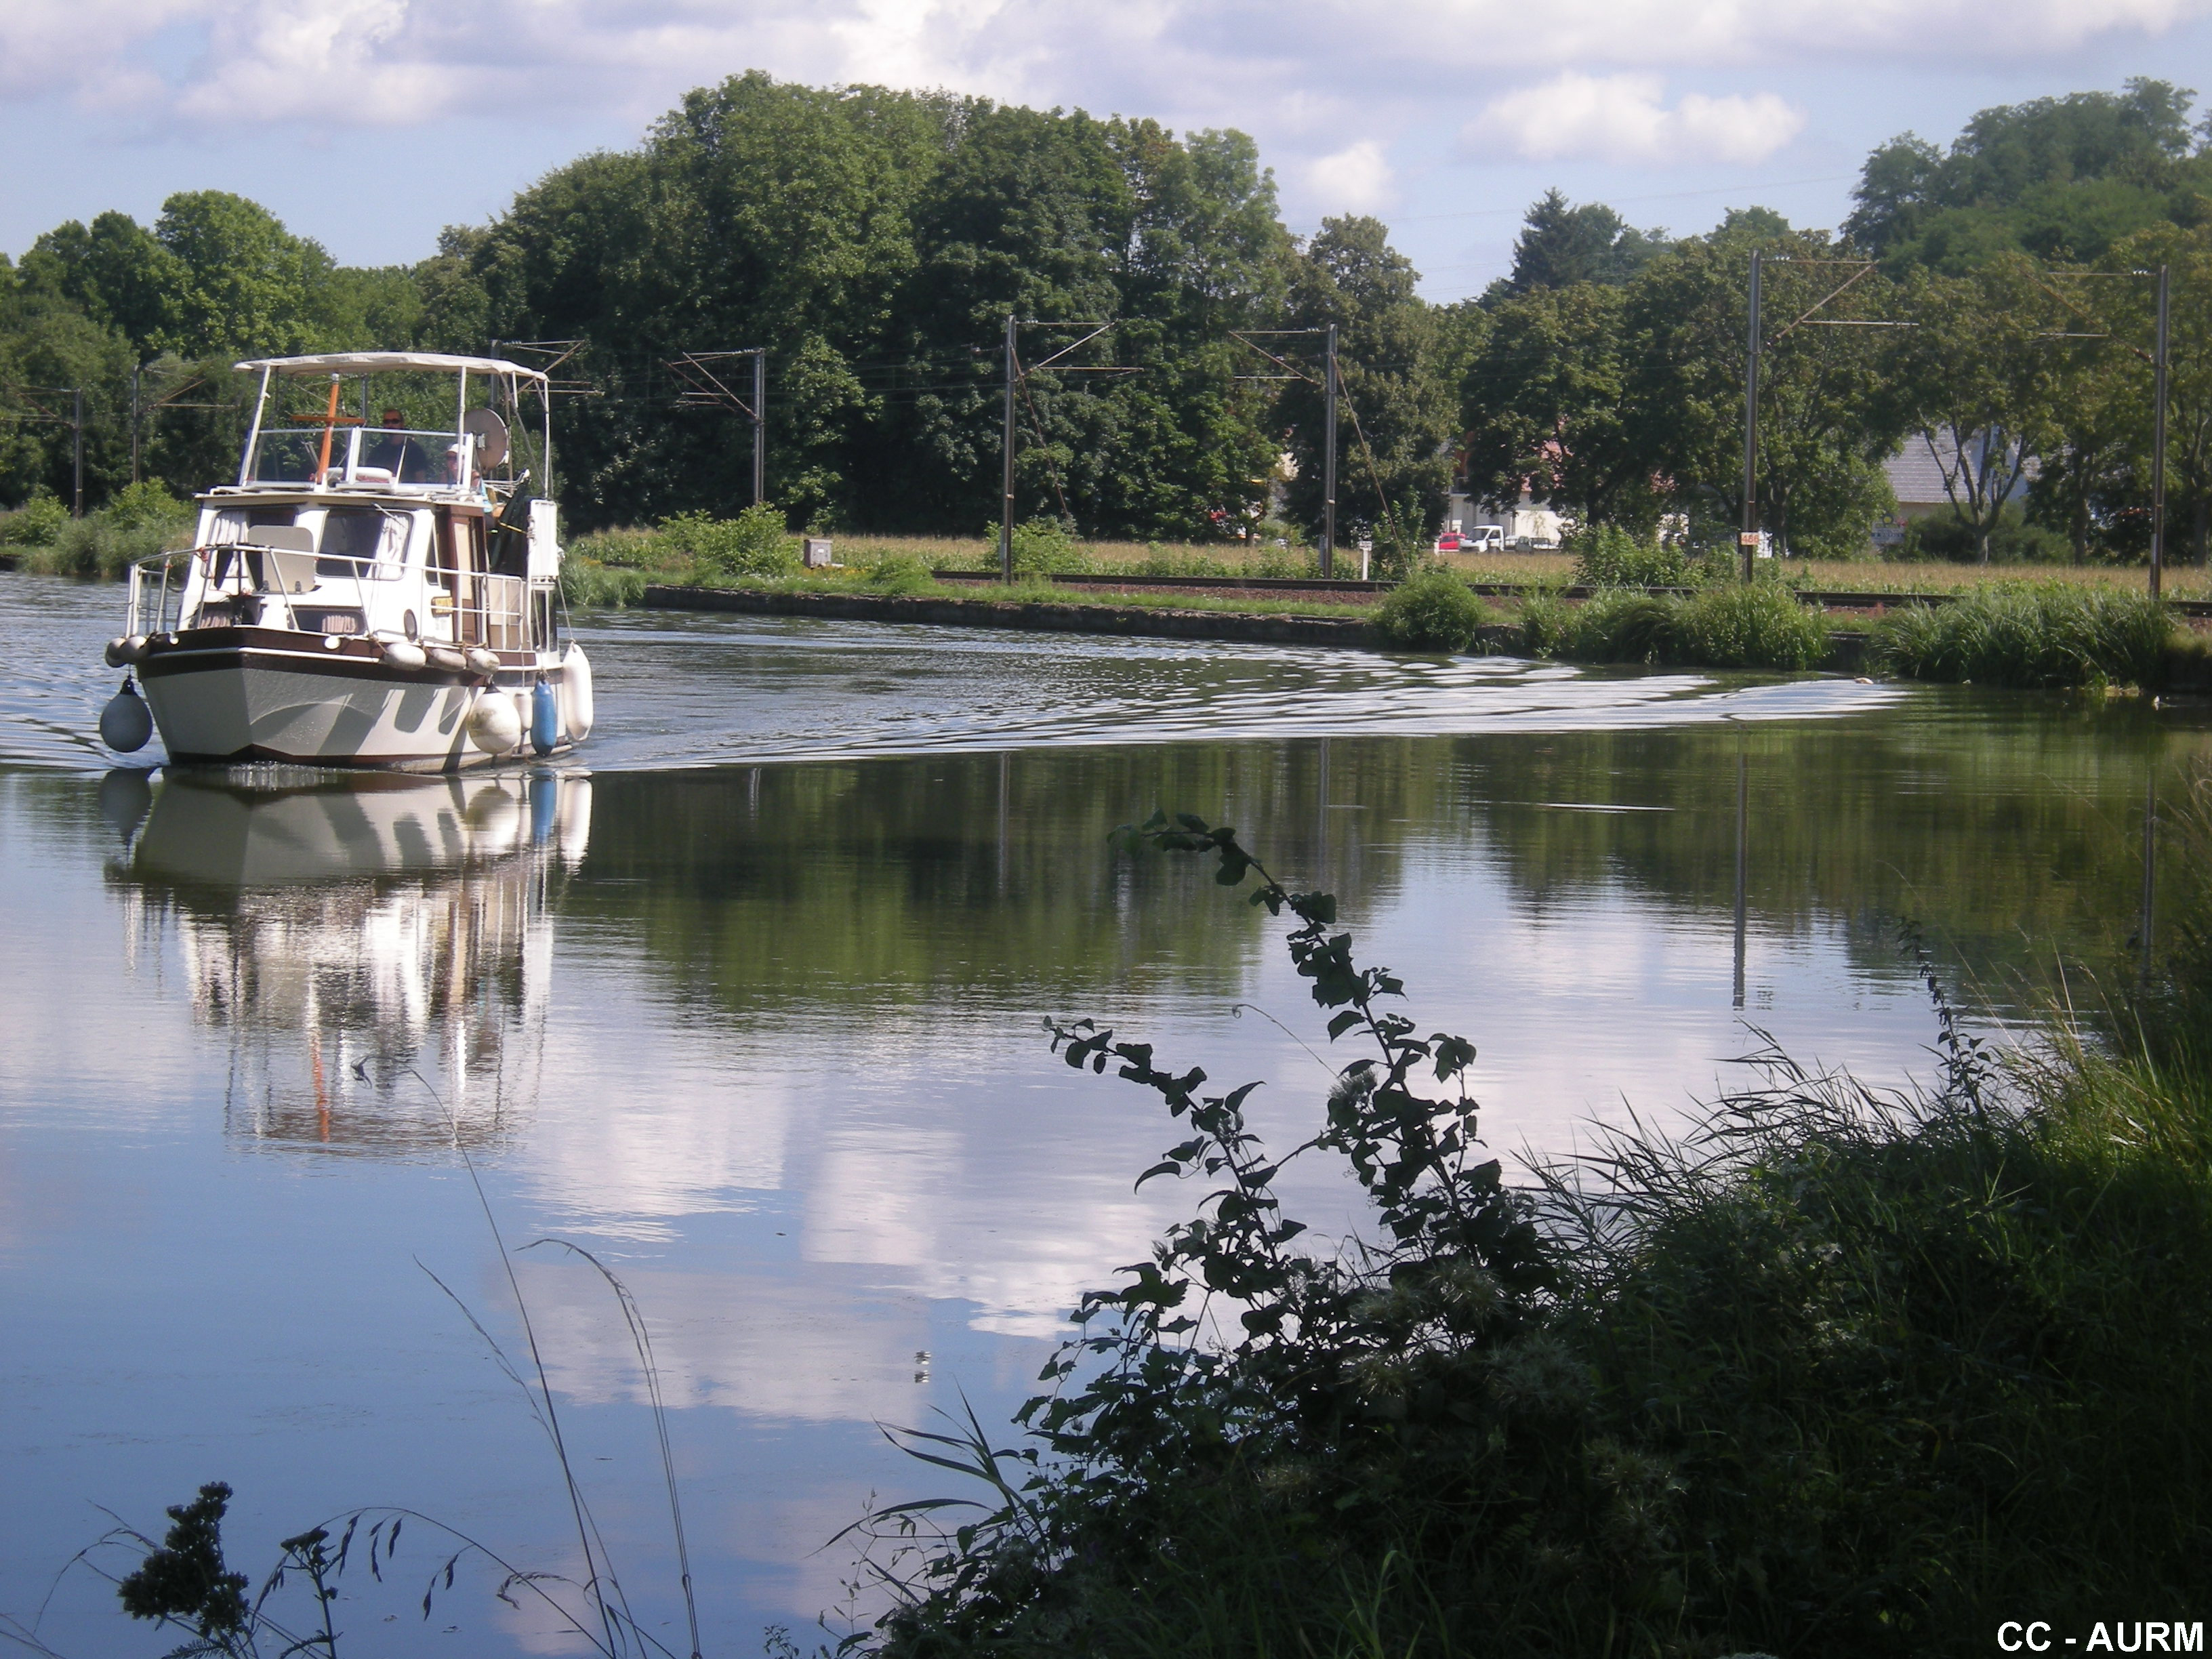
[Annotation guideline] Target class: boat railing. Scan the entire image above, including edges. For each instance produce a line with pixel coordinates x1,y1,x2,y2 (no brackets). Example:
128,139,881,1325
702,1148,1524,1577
127,550,197,637
422,562,531,650
130,549,550,653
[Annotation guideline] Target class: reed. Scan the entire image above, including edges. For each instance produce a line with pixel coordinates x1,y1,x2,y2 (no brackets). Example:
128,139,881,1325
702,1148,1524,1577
1872,582,2179,688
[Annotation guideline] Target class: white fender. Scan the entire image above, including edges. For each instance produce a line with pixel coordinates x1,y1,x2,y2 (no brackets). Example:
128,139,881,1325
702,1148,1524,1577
464,647,501,675
466,690,523,753
380,639,428,670
557,642,594,741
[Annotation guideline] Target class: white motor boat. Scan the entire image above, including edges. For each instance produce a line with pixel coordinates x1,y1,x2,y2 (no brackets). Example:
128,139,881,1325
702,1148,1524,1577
101,352,594,770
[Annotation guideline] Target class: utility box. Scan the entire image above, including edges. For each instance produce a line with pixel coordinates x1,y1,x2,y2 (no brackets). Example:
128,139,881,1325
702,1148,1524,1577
802,537,834,569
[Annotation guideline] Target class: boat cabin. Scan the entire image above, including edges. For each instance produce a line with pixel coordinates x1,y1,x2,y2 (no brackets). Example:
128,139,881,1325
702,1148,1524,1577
129,352,562,661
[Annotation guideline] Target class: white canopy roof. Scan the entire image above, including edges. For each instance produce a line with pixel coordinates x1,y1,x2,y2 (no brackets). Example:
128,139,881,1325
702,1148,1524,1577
234,352,550,384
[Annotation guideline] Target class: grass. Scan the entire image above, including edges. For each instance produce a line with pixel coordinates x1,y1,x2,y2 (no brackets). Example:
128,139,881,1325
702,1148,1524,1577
862,772,2212,1659
1515,581,1832,672
1873,583,2179,688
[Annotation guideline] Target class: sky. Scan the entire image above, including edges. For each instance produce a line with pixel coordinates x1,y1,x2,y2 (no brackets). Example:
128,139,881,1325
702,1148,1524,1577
3,0,2210,302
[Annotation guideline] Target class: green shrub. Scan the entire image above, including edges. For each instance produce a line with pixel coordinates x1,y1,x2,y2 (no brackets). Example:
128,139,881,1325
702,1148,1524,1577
1250,544,1319,579
1519,583,1826,672
1371,568,1489,653
980,516,1084,576
567,527,660,569
102,481,190,535
1671,581,1828,670
1875,583,2175,688
1567,588,1676,663
656,504,798,578
29,508,188,579
1570,523,1695,589
865,552,939,596
1900,506,2072,565
0,492,69,548
558,560,647,607
1517,592,1574,657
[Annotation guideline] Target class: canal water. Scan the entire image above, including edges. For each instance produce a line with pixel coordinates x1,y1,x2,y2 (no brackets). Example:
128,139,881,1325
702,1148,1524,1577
2,571,2203,1656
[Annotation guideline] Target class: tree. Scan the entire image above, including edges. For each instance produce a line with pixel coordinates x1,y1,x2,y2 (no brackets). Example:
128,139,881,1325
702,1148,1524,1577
1279,217,1459,548
1460,281,1659,532
2025,310,2138,563
0,305,134,506
17,211,183,355
154,191,340,358
1622,219,1902,557
1847,79,2209,270
1502,190,1666,294
1891,257,2061,563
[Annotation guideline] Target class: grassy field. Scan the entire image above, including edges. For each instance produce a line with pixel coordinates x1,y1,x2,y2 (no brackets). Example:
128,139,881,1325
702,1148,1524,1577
736,532,2212,598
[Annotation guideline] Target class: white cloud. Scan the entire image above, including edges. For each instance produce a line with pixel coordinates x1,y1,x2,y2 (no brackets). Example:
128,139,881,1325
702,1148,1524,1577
0,0,2202,207
1470,71,1806,165
1305,139,1394,214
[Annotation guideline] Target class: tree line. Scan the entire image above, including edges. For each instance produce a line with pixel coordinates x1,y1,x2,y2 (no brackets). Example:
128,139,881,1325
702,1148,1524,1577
2,73,2207,558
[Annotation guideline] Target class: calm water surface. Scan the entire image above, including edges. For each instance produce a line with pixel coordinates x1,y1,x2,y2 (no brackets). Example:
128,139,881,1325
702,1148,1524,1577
1,571,2204,1655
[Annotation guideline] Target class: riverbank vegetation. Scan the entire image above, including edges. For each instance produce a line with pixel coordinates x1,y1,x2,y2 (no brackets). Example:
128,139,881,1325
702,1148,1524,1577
5,79,2209,572
0,481,190,577
856,785,2212,1658
560,510,2201,687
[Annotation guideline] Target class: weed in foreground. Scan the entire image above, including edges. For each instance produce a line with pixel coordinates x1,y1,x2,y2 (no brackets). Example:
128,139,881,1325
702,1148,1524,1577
854,800,2212,1659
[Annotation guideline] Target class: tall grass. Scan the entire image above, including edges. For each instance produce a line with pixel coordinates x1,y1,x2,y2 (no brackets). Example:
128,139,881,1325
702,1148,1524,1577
1875,583,2176,688
1520,581,1828,671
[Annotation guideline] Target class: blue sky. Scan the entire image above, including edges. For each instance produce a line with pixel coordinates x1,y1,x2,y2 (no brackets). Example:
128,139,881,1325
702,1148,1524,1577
3,0,2208,302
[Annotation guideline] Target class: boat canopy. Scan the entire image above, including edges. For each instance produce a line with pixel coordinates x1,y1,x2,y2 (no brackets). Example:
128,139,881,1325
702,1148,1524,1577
234,352,549,384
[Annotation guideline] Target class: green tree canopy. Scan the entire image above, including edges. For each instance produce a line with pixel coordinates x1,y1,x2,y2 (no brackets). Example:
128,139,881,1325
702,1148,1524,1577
1460,281,1658,531
1279,216,1459,549
1501,190,1667,295
1847,79,2211,270
1624,218,1902,556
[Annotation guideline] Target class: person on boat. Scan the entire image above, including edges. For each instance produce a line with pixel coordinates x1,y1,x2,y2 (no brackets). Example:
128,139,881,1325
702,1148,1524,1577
364,411,445,483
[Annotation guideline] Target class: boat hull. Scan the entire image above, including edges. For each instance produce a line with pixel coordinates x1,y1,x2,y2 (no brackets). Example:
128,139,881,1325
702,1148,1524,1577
137,630,573,771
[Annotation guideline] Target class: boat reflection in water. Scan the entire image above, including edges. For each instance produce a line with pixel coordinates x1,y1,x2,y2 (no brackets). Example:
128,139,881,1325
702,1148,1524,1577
114,768,590,1151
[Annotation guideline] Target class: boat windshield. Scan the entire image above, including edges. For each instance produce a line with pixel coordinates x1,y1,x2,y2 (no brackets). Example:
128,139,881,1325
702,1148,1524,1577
246,424,461,488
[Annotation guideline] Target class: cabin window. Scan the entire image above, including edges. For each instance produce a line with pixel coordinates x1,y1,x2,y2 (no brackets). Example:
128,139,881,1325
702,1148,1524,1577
207,508,298,583
316,508,388,577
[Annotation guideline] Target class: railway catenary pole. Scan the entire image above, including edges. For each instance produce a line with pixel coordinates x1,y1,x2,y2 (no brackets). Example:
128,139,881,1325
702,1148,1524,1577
1322,323,1338,579
1740,249,1761,582
752,348,767,508
2152,264,2170,602
1001,313,1018,583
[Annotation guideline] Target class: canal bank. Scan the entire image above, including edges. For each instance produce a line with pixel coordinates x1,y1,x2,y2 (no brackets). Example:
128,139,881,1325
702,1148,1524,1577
639,580,2212,689
640,581,1382,647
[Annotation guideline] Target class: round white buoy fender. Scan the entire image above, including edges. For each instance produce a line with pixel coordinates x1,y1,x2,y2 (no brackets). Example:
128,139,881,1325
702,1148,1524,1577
99,677,153,753
380,638,428,671
104,636,147,668
466,689,523,753
556,643,594,741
